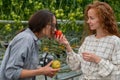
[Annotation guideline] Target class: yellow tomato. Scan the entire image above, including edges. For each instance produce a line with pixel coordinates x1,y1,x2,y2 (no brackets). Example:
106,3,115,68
51,60,61,69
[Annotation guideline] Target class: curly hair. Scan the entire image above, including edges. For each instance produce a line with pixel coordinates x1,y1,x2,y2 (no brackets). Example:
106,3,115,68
84,1,120,37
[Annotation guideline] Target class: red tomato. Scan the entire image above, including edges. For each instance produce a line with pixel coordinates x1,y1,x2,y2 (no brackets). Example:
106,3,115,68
55,30,62,37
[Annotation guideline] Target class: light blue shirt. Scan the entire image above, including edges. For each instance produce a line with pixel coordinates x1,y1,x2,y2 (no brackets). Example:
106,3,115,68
0,28,40,80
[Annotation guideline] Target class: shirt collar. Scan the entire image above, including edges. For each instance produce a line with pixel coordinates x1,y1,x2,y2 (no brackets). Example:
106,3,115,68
25,28,39,42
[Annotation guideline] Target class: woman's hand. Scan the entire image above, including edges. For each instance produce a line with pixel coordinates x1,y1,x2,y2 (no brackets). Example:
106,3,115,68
55,34,69,46
82,52,101,63
55,34,73,52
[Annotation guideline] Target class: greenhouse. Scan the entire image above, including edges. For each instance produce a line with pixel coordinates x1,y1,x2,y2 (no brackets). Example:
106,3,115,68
0,0,120,80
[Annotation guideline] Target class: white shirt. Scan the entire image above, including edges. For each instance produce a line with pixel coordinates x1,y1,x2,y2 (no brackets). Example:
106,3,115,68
66,35,120,80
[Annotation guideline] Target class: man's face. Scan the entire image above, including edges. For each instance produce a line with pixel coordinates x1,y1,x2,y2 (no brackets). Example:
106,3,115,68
42,16,57,38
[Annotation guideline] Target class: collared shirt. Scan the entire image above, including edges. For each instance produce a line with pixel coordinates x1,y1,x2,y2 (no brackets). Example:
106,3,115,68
0,28,40,80
66,35,120,80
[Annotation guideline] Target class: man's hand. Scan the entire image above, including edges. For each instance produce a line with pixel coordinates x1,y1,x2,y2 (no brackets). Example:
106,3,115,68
37,61,60,78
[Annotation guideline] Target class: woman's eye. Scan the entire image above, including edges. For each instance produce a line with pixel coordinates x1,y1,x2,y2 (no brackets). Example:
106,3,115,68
90,17,94,20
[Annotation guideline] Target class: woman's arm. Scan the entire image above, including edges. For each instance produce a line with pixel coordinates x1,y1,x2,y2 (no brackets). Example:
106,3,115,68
66,40,86,71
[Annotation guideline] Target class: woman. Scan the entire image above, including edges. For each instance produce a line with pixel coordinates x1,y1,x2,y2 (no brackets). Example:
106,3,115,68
57,1,120,80
0,10,59,80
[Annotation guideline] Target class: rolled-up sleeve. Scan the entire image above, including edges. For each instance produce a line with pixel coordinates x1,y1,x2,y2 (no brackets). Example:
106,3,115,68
5,37,32,80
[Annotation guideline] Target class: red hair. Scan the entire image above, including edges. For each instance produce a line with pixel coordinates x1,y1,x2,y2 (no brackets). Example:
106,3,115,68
84,1,120,37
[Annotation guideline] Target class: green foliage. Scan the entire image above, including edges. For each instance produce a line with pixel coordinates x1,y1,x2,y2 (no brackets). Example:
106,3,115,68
0,0,88,41
0,0,86,20
0,0,120,57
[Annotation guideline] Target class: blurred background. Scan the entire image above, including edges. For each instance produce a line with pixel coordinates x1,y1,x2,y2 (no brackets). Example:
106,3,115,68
0,0,120,80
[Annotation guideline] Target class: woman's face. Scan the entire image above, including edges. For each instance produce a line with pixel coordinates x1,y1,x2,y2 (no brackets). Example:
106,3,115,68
87,8,101,31
43,16,57,38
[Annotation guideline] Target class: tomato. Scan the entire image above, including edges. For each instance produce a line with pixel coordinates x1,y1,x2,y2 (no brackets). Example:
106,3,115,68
55,30,62,37
51,60,61,69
